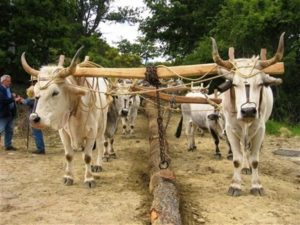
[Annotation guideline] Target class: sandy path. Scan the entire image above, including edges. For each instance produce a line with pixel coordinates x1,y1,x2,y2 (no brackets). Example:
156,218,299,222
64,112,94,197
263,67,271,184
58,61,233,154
0,113,299,224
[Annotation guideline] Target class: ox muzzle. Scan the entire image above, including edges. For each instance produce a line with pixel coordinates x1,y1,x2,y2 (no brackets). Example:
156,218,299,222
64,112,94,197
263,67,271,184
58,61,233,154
29,97,42,124
240,83,257,119
207,112,220,121
121,109,129,117
29,113,41,123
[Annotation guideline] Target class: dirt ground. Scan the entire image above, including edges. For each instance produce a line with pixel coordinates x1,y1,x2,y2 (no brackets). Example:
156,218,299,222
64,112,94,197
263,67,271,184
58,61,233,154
0,112,299,225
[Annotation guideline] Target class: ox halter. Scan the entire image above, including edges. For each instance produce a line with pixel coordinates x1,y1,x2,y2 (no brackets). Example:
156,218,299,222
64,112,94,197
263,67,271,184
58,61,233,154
240,81,257,111
229,60,265,118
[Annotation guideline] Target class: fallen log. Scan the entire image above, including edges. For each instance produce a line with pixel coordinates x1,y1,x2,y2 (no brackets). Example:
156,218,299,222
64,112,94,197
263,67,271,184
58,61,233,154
132,86,222,104
145,100,182,225
75,62,284,78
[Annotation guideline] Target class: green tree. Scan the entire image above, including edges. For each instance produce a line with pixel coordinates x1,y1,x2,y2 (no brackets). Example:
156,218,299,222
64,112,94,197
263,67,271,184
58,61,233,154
141,0,224,58
0,0,142,83
117,37,160,63
210,0,300,123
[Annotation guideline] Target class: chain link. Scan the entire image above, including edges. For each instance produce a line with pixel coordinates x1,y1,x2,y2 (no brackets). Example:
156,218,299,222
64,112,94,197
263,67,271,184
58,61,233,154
145,66,169,169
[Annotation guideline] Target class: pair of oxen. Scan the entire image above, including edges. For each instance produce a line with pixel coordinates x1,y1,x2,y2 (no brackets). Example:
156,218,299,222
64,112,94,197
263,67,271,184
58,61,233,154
21,33,284,196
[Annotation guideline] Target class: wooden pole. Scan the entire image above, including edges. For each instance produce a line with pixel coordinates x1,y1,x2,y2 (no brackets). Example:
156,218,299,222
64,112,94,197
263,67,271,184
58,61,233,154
145,100,182,225
132,86,221,104
74,62,284,78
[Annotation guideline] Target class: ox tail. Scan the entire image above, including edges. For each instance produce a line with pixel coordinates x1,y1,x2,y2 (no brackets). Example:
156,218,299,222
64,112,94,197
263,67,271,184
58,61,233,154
175,115,183,138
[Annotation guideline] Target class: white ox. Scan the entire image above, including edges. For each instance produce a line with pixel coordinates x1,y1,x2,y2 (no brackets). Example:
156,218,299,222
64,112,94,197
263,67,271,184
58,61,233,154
175,90,232,159
113,80,140,135
21,48,109,188
99,79,140,161
211,33,284,196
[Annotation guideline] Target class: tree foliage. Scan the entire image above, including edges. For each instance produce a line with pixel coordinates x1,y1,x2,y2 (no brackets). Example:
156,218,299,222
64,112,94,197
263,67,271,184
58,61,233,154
141,0,300,123
0,0,142,83
141,0,224,58
117,37,160,63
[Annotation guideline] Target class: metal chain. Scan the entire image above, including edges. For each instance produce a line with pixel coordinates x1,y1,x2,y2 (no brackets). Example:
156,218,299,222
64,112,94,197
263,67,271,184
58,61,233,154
145,66,169,169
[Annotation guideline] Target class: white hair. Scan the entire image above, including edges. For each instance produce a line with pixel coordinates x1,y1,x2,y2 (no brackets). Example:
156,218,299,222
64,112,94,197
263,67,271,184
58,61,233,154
1,74,11,83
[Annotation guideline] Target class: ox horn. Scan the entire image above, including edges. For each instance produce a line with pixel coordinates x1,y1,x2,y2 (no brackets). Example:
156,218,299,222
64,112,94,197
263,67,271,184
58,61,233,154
260,32,285,68
58,55,65,66
21,52,39,77
59,46,84,78
211,37,233,70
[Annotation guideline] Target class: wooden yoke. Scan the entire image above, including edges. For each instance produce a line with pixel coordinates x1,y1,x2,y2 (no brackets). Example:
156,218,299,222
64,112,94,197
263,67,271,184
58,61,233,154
73,62,284,79
132,86,222,104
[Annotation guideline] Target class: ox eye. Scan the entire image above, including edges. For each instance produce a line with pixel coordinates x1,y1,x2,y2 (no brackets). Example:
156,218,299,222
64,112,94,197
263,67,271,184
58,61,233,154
52,91,59,97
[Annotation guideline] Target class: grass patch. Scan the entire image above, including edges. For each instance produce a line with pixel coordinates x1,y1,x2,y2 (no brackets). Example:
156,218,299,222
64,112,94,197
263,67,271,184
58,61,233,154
266,120,300,136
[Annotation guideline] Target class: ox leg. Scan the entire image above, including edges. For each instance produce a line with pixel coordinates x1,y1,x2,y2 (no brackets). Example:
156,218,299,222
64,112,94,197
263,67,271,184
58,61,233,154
102,139,110,162
224,130,233,160
83,138,96,188
226,129,243,197
59,129,74,186
108,138,117,159
129,114,137,135
185,120,196,151
210,128,222,160
129,108,138,135
249,128,265,196
241,150,252,175
93,135,106,171
121,117,128,135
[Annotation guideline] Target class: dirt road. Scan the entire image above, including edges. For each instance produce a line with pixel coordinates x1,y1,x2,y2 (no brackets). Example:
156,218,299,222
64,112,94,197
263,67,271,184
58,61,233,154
1,113,299,225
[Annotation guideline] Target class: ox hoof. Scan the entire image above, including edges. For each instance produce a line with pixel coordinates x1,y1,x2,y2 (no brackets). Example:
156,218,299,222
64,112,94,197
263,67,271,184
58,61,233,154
63,177,74,186
227,187,241,197
250,188,265,196
242,168,252,175
214,153,222,160
84,180,96,189
188,146,197,152
102,156,109,162
227,154,233,161
109,153,117,159
91,165,103,173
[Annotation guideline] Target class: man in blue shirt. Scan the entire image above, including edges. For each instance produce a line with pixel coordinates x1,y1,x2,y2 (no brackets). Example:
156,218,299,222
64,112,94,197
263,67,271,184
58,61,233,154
0,75,21,151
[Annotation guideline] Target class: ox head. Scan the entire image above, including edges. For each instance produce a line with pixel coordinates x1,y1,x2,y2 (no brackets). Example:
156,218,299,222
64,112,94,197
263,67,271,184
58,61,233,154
211,33,284,122
21,47,87,130
113,81,136,117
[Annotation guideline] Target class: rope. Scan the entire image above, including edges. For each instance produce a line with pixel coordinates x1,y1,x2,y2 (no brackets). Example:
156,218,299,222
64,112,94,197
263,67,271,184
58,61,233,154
231,59,261,79
156,64,217,82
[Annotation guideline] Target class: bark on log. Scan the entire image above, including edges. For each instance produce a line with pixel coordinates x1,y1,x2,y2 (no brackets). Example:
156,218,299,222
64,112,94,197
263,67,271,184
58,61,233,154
132,86,222,104
145,100,182,225
74,62,284,78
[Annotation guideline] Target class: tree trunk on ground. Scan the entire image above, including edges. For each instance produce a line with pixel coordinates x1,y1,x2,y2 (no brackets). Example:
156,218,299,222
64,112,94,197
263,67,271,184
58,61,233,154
144,100,182,225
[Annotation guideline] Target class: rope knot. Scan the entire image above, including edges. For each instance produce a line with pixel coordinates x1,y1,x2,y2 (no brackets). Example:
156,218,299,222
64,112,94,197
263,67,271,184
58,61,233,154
145,66,160,86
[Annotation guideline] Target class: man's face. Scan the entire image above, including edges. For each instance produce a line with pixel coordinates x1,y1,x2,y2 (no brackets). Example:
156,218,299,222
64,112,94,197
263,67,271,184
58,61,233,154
2,77,11,88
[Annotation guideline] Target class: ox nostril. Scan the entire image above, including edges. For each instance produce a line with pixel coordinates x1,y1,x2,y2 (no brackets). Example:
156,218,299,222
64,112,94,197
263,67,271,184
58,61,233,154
33,117,40,123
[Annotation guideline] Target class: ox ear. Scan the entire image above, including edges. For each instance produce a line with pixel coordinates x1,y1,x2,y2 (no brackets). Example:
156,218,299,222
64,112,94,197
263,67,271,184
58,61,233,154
217,79,233,93
262,74,282,86
65,85,88,96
